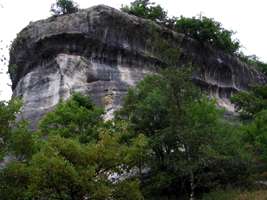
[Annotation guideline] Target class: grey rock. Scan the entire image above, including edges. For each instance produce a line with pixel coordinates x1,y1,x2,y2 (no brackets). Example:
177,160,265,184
9,5,266,127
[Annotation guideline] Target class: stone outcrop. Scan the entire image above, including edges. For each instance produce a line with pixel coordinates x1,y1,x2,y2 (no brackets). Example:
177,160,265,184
9,5,266,126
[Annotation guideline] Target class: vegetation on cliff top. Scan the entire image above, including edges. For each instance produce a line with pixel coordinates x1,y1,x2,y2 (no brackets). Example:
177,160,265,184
51,0,79,16
121,0,267,73
121,0,168,24
7,0,267,85
121,0,240,54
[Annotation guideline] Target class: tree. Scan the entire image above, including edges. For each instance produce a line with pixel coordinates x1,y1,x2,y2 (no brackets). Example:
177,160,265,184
238,53,267,76
122,1,240,54
243,110,267,160
117,68,250,199
175,16,240,54
0,94,145,200
231,85,267,120
231,85,267,182
51,0,78,16
39,93,104,143
26,134,143,200
121,0,168,24
0,99,35,199
0,161,30,200
7,121,36,161
0,98,22,160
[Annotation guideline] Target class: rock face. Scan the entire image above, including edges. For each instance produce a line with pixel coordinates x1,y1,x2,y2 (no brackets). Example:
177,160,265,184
9,5,266,127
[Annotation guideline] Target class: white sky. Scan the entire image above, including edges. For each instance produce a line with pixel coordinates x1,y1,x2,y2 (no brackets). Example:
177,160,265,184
0,0,267,101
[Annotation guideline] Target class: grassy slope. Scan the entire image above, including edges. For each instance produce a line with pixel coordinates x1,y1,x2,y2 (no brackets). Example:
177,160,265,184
202,189,267,200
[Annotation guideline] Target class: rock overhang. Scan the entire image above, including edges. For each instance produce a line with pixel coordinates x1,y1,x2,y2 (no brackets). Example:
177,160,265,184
8,5,266,126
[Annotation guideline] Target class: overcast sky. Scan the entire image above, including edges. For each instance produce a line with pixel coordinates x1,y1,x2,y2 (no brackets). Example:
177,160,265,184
0,0,266,101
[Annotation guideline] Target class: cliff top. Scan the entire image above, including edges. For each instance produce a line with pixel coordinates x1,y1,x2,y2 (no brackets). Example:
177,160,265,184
9,5,265,90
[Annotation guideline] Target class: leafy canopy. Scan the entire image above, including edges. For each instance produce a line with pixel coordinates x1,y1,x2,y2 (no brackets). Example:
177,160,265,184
231,85,267,176
121,0,168,23
39,93,104,143
116,68,250,199
0,70,257,199
0,98,22,159
238,53,267,76
121,0,240,54
0,93,145,200
51,0,78,16
175,15,240,54
231,85,267,120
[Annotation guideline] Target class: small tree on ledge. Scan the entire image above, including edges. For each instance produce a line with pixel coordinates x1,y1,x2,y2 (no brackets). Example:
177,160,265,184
51,0,79,16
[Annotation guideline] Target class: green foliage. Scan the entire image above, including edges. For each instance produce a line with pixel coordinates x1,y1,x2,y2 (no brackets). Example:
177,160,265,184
121,0,168,24
0,98,22,159
242,110,267,162
0,93,145,200
117,68,250,199
0,161,31,200
51,0,78,16
231,85,267,182
148,24,181,66
0,71,259,199
113,179,144,200
8,121,36,161
238,53,267,76
39,93,104,143
24,127,144,199
202,189,238,200
202,188,267,200
199,122,252,188
122,0,240,54
8,64,18,83
231,85,267,119
175,15,240,54
117,67,200,134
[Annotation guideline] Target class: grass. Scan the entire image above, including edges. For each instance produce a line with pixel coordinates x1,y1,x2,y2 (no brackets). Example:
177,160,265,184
202,189,267,200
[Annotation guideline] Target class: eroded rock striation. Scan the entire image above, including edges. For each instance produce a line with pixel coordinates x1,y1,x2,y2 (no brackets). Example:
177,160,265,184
9,5,266,126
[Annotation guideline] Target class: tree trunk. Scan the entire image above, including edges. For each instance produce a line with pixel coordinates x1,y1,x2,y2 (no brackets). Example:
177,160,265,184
189,170,195,200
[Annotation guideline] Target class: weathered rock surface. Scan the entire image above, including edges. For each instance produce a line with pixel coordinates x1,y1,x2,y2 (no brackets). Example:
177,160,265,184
9,5,266,126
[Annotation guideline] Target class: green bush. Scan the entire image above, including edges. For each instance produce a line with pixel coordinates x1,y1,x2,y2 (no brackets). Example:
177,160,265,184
175,16,240,54
231,85,267,120
121,0,168,24
51,0,78,16
202,189,238,200
238,53,267,76
122,0,240,54
202,189,267,200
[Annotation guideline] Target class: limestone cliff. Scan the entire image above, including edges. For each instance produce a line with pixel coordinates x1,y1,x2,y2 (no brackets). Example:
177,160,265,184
9,5,266,126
